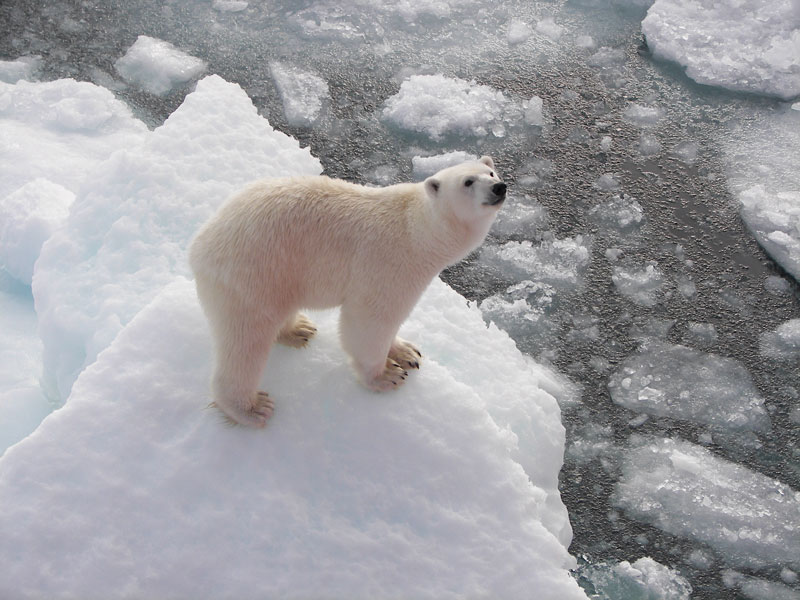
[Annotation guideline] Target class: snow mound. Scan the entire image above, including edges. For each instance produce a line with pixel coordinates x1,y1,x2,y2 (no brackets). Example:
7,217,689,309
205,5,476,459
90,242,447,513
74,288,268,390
642,0,800,100
115,35,207,96
614,437,800,571
32,75,322,402
0,276,586,599
269,61,329,127
608,343,771,431
382,74,514,140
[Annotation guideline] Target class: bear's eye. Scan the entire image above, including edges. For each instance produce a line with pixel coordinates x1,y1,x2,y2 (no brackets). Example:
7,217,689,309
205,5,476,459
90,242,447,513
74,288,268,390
490,172,495,178
464,178,474,187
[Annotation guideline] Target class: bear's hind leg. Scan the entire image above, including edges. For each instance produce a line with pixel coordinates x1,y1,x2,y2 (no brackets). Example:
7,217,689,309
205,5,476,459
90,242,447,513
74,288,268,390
277,312,317,348
210,315,283,428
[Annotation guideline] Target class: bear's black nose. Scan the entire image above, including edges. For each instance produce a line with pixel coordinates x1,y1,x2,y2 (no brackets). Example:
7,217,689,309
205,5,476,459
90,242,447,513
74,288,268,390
492,182,507,196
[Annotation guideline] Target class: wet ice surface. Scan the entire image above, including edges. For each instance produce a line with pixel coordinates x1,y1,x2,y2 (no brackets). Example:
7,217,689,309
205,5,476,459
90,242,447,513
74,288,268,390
1,0,799,598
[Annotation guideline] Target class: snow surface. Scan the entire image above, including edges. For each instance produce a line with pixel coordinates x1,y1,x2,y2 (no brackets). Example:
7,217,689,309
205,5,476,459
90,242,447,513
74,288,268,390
31,75,321,401
0,276,585,599
614,436,800,571
608,343,770,431
382,74,515,140
114,35,207,96
643,0,800,100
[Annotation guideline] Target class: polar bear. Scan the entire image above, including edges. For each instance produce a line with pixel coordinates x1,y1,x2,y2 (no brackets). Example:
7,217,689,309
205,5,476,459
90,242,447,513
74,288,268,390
189,156,506,427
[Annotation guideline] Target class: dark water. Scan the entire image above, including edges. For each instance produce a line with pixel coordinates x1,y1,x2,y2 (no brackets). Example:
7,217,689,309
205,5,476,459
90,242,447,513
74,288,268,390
2,1,798,597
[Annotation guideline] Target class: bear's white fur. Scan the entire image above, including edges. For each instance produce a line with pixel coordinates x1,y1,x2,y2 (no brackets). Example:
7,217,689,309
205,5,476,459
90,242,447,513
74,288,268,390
189,156,505,427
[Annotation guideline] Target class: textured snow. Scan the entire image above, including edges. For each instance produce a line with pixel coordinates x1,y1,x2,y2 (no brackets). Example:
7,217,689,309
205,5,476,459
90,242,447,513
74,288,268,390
32,75,322,402
614,437,800,571
608,343,771,431
115,36,207,96
643,0,800,100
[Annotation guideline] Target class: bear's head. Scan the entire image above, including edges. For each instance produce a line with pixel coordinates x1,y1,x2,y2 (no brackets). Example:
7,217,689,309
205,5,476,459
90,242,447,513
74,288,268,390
424,156,506,226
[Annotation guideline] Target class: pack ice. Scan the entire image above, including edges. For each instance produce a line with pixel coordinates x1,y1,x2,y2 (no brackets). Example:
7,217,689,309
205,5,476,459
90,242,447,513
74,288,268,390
0,74,586,598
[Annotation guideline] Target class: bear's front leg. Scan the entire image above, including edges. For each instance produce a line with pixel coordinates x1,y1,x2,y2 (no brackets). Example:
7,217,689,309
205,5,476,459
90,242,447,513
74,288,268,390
339,304,414,391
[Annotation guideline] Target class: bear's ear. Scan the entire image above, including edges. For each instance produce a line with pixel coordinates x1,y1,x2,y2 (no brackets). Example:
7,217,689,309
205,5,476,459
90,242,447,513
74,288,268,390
425,177,440,197
479,155,495,169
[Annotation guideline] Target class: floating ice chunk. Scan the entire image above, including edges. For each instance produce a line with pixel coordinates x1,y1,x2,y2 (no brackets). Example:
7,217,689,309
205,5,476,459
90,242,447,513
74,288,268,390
637,132,662,156
479,281,559,352
566,421,613,464
269,62,329,127
686,321,717,346
675,275,696,299
524,95,546,127
612,261,665,306
738,186,800,280
599,135,613,151
492,199,549,238
507,19,532,45
594,173,621,191
643,0,800,100
723,571,800,600
587,47,626,69
0,56,41,83
212,0,248,11
536,17,564,41
577,556,692,600
411,150,477,179
382,74,513,140
609,343,770,431
0,179,74,285
614,436,800,570
481,236,592,290
670,140,699,164
724,105,800,280
759,318,800,360
115,35,206,96
33,75,322,402
0,277,586,599
765,275,792,295
588,194,646,234
623,103,665,127
575,35,596,50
